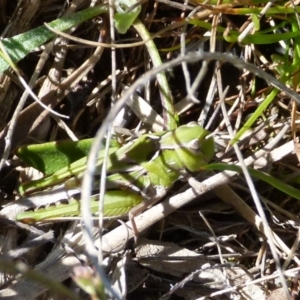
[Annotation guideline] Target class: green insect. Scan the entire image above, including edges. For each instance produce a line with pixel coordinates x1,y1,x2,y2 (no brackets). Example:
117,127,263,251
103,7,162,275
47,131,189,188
14,123,214,223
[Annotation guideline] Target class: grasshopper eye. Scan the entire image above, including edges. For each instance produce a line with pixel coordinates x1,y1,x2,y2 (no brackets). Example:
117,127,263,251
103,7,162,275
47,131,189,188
188,139,201,153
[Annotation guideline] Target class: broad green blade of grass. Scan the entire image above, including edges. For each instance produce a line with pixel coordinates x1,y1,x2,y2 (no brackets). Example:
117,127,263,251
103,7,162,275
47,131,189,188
203,163,300,201
0,5,108,73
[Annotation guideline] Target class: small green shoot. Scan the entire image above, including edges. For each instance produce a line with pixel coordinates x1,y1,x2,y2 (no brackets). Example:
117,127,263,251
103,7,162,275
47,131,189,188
114,0,141,34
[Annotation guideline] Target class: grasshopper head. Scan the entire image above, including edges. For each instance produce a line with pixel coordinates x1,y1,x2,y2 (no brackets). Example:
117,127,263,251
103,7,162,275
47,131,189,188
173,123,215,172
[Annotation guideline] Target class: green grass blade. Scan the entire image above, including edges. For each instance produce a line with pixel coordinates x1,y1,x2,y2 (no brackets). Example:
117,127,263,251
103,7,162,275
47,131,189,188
114,0,141,34
133,19,177,130
203,163,300,201
230,88,278,145
231,16,300,145
0,5,108,73
189,19,299,45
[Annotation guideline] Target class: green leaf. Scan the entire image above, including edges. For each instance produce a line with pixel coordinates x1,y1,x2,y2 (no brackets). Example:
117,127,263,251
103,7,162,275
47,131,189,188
0,5,108,73
114,0,141,34
203,163,300,201
230,88,279,145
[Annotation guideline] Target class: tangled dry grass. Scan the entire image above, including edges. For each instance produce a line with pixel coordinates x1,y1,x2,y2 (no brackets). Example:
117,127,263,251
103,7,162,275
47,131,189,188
0,0,300,299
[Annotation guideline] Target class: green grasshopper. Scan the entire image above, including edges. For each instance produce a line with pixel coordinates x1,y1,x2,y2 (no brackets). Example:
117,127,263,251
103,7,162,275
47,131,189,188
13,123,214,223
